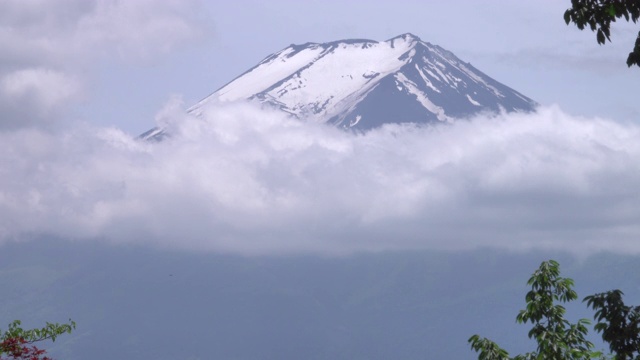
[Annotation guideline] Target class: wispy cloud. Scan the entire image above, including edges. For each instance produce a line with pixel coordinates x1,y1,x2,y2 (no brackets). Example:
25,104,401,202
0,0,208,129
1,102,639,255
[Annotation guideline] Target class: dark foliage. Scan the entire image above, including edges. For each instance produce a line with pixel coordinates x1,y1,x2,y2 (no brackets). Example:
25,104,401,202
585,290,640,359
564,0,640,67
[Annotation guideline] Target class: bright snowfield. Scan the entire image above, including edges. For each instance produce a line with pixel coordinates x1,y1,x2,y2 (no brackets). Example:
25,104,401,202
204,36,416,115
3,101,640,256
186,33,536,131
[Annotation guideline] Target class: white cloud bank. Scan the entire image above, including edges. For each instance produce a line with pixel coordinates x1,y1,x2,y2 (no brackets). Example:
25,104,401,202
1,103,639,255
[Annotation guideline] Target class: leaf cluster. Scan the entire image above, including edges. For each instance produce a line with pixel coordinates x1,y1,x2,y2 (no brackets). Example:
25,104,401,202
468,260,604,360
0,320,75,359
0,320,75,345
564,0,640,67
585,290,640,360
1,337,52,360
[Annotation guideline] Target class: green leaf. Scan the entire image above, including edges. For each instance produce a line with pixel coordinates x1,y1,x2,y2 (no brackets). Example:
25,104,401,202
597,29,605,44
564,10,572,25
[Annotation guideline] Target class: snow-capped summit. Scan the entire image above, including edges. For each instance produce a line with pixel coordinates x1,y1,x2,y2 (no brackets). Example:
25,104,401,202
142,33,536,140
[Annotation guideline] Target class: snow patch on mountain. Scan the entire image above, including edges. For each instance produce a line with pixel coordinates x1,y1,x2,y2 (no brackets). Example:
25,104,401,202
395,72,451,122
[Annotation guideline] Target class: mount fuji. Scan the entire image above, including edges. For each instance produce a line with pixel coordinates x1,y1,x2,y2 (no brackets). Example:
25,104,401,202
141,33,536,140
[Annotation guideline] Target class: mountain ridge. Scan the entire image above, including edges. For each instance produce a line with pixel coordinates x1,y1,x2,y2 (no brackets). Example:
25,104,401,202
142,33,536,140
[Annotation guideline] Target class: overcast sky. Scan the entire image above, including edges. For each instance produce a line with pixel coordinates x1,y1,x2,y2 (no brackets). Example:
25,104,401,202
2,0,640,256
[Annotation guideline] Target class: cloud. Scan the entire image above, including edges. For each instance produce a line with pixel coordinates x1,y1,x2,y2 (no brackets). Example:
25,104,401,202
1,102,639,256
73,0,208,61
0,0,208,129
0,0,207,66
0,68,82,129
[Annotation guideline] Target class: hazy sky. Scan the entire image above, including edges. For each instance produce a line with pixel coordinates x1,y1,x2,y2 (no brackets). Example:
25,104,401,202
2,0,640,256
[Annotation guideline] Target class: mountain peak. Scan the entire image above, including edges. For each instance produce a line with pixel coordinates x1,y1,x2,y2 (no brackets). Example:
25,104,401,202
169,34,537,136
384,33,424,51
387,32,422,43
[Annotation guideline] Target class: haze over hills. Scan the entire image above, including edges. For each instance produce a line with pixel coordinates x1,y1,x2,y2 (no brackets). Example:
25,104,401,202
140,33,537,140
5,240,638,360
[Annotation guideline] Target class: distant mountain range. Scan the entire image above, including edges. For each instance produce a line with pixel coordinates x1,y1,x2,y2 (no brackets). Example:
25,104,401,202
140,33,536,140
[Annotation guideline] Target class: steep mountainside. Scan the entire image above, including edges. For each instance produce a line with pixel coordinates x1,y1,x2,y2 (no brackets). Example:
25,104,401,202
141,33,536,140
